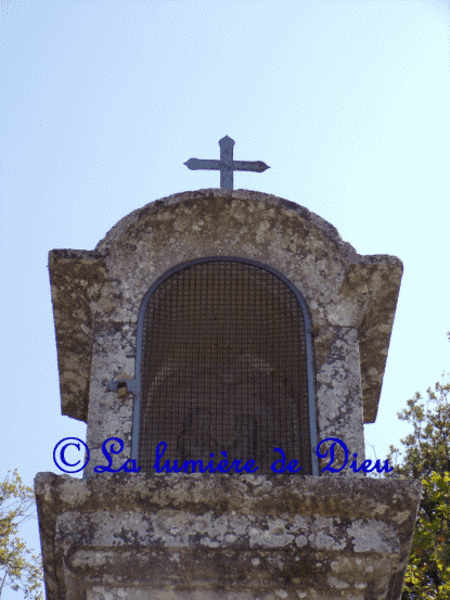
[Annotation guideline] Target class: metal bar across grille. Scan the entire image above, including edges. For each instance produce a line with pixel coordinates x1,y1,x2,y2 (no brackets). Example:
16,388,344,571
138,259,311,474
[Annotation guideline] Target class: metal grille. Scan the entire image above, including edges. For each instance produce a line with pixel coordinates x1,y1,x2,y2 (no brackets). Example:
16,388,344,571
139,259,311,474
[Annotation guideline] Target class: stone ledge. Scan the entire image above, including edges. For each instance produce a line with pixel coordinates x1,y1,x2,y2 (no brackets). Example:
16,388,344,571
35,472,421,600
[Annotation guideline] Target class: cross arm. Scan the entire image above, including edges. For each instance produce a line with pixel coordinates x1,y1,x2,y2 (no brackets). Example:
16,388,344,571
184,159,270,173
233,160,270,173
184,158,222,171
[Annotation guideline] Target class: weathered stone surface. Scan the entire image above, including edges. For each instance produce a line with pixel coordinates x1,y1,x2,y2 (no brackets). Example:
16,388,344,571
35,471,421,600
48,189,402,469
40,188,414,600
48,250,106,423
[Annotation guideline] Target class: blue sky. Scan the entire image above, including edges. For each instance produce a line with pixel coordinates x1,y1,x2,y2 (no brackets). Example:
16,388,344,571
1,0,450,597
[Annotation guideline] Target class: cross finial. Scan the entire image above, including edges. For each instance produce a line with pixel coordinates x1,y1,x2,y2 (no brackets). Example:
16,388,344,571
184,136,270,190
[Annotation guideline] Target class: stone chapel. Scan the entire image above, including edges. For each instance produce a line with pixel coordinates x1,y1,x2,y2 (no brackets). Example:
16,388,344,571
35,185,422,600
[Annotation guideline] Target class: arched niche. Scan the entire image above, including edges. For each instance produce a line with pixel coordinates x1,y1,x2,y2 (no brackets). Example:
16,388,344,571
133,257,318,475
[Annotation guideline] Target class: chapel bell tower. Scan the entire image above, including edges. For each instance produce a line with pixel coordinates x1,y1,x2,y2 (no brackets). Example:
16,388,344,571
35,139,421,600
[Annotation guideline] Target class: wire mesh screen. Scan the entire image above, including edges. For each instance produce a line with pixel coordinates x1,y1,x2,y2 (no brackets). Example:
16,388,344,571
139,259,311,474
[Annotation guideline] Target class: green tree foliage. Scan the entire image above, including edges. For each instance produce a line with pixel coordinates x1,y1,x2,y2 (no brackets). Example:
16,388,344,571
0,469,43,600
386,376,450,600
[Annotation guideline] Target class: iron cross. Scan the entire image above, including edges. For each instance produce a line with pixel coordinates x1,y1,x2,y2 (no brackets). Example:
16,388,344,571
184,136,270,190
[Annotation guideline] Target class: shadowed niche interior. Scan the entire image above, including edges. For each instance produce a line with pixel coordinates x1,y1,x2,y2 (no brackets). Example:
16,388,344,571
138,259,312,474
